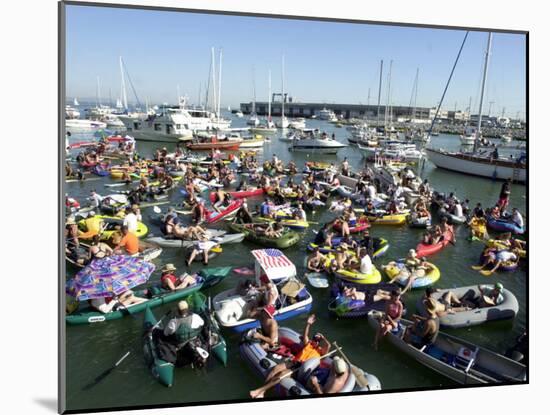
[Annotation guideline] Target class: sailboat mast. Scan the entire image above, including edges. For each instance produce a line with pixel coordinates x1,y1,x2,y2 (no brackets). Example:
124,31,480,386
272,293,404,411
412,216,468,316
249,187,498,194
96,76,101,108
268,70,272,119
412,68,419,121
377,60,383,127
474,32,493,152
281,55,285,122
217,49,223,119
252,66,256,114
119,56,128,110
211,47,217,115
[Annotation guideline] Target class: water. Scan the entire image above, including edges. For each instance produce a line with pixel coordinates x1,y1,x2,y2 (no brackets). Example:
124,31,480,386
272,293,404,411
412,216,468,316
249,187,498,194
64,115,526,411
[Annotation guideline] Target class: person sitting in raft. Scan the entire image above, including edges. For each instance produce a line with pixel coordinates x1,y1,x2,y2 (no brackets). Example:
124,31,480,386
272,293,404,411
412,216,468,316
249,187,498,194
490,204,501,219
160,263,197,292
307,247,328,273
249,314,331,399
163,300,205,340
247,306,280,351
403,299,440,348
235,198,254,224
511,207,524,229
78,211,104,240
422,287,471,317
89,235,113,260
186,238,220,266
350,248,373,275
260,198,274,219
114,225,140,256
293,203,307,222
342,286,392,303
405,249,421,269
123,204,141,234
461,283,505,309
90,289,147,314
373,289,404,351
475,247,518,274
306,356,349,395
440,217,456,243
468,211,489,240
265,222,284,239
414,199,430,218
212,189,229,213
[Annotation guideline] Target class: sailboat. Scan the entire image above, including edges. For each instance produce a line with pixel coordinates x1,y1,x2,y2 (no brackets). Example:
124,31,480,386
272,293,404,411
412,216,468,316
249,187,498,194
276,56,289,129
250,70,277,134
247,67,260,126
425,33,526,183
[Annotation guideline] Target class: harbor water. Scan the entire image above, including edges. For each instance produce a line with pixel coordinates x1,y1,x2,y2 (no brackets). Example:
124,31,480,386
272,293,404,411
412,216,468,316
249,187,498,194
64,115,526,411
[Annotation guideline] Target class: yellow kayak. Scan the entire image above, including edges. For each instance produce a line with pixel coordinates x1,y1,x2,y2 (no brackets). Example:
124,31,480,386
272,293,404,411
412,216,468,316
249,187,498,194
334,267,382,284
365,213,409,225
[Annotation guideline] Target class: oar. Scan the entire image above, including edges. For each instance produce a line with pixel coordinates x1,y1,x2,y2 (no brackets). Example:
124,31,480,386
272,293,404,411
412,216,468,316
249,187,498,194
82,351,131,391
332,342,370,389
471,265,484,270
479,269,496,277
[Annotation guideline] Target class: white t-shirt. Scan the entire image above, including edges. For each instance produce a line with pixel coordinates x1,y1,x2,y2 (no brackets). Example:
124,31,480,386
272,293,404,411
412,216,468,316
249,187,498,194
367,185,377,199
360,255,373,274
90,298,116,314
454,203,463,218
512,211,524,228
123,213,138,233
90,193,103,208
164,313,205,336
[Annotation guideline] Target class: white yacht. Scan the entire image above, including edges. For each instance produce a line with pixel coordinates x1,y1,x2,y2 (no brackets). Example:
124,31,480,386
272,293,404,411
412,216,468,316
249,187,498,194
247,113,260,126
289,129,347,154
235,110,244,118
65,119,107,131
65,105,80,119
318,108,337,122
289,117,306,129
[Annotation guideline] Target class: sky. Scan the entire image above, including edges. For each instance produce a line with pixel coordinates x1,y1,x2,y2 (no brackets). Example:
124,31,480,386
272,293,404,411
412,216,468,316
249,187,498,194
65,4,527,118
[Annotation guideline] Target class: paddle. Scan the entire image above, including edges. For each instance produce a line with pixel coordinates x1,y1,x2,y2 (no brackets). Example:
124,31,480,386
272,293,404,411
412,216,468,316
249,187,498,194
479,269,496,277
82,351,131,391
332,342,370,389
471,265,484,271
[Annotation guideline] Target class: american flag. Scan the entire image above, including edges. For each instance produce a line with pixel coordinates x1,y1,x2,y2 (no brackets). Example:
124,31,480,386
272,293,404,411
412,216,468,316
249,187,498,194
252,249,293,270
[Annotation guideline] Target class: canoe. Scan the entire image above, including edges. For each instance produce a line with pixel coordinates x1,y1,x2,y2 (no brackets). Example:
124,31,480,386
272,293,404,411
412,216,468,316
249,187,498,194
213,280,313,333
328,282,401,318
383,261,440,289
66,277,204,325
366,212,409,226
334,267,382,285
227,223,301,249
415,230,453,257
186,139,242,151
366,311,526,384
205,200,243,224
307,237,389,259
416,285,519,328
143,292,227,387
240,326,381,396
486,216,524,235
208,187,267,203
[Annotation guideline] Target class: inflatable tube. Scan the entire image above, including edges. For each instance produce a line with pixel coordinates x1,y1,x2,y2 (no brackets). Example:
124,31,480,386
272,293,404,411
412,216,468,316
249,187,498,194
486,216,524,235
415,230,453,257
383,261,440,289
334,267,382,285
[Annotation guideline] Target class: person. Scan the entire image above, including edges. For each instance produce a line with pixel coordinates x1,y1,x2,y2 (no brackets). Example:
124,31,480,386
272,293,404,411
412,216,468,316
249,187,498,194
358,248,373,275
404,299,440,348
342,286,392,303
89,190,103,209
123,204,141,234
475,247,518,273
468,212,489,240
461,283,504,308
114,225,139,255
163,300,205,340
473,202,484,218
249,314,330,399
186,238,220,266
307,356,349,395
249,274,280,318
235,198,254,224
404,249,421,269
248,306,279,350
160,264,197,291
307,247,327,273
511,207,524,229
78,211,104,239
341,157,350,176
191,199,206,225
89,234,113,259
498,178,512,212
260,198,273,218
373,289,403,351
293,203,307,221
423,287,471,317
90,289,147,314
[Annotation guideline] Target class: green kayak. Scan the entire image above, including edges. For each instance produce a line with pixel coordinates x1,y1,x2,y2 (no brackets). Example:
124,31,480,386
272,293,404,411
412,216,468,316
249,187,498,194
227,223,300,249
65,278,204,325
199,267,233,290
143,292,227,387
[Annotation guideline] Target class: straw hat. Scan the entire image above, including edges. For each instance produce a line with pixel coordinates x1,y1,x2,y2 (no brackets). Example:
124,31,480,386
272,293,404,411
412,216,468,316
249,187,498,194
178,300,189,312
66,217,76,226
162,263,177,273
332,356,347,375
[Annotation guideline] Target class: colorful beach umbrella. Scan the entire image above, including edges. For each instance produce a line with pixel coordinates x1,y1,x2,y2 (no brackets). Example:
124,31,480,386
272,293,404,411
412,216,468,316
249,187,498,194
66,255,155,301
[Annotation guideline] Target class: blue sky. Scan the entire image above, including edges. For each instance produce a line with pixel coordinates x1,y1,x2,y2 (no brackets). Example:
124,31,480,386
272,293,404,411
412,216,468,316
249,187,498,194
66,4,526,117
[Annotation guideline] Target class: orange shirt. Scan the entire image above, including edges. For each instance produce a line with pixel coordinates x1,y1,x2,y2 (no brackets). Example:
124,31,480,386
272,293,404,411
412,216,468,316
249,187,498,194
294,342,322,363
118,233,139,255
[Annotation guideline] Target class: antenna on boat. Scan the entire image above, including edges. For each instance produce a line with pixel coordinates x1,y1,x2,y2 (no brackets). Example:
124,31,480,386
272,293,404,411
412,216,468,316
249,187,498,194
473,32,492,153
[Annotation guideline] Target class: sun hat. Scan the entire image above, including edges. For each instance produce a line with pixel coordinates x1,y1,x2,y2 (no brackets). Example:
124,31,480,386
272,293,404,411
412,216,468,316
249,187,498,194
162,263,177,273
333,356,347,375
66,217,76,226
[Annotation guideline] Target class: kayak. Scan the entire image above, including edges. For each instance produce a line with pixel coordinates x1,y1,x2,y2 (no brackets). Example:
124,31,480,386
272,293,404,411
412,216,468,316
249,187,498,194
415,230,454,257
256,216,309,230
198,267,233,290
486,216,524,235
366,212,409,226
205,200,243,224
143,292,227,387
77,215,148,241
66,277,205,325
307,237,389,259
332,217,370,233
305,272,329,288
328,282,401,318
334,267,382,285
240,326,382,395
145,229,227,248
416,285,519,328
227,223,301,249
383,261,441,289
208,187,267,203
366,310,526,385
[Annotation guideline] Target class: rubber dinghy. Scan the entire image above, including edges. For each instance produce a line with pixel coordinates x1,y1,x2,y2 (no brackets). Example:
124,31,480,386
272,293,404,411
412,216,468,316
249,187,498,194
367,311,526,384
143,293,227,387
328,282,402,318
416,285,519,328
227,223,301,249
240,326,381,396
486,216,524,235
307,237,389,259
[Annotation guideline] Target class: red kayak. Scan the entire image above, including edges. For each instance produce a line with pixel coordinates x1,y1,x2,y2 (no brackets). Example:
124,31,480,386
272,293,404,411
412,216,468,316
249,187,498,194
205,199,243,224
68,141,97,149
415,230,454,257
208,187,268,203
333,216,370,234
